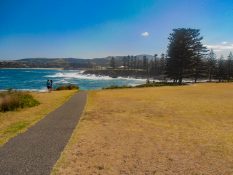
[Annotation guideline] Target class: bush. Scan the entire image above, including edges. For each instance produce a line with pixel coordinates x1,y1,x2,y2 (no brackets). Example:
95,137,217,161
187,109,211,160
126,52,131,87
135,82,187,88
103,82,186,90
56,84,79,91
0,91,40,112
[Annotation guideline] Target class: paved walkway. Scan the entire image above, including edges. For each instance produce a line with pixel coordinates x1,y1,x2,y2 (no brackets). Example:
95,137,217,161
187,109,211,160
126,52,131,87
0,91,87,175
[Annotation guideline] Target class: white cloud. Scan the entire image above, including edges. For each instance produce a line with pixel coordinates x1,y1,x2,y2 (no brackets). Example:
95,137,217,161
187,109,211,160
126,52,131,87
221,41,228,45
204,42,233,57
204,43,233,51
141,32,149,37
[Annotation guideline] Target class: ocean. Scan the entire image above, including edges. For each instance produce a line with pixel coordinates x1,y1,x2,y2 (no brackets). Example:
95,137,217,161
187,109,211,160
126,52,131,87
0,69,146,91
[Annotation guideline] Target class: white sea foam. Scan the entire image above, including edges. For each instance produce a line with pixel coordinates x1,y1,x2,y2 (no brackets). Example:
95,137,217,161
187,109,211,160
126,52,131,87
79,70,85,74
54,79,70,84
117,76,146,82
45,72,147,82
25,88,48,92
45,72,113,80
127,83,142,87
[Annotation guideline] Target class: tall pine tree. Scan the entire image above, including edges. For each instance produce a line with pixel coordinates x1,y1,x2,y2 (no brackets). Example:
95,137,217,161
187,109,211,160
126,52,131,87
206,49,217,82
227,52,233,81
110,57,115,69
166,28,206,84
159,53,166,76
215,55,226,82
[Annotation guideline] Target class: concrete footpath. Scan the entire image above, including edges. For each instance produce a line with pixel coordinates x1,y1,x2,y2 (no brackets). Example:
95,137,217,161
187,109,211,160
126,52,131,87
0,91,87,175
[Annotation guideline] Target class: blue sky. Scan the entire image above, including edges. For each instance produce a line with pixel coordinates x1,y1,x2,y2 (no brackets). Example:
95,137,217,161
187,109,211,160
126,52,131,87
0,0,233,59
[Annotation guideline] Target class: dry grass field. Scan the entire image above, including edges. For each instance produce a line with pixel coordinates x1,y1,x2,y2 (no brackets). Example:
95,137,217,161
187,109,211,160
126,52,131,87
0,90,76,146
53,83,233,175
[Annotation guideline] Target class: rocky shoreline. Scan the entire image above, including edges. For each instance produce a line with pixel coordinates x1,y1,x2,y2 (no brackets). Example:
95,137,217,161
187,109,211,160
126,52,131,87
83,69,147,78
83,69,165,79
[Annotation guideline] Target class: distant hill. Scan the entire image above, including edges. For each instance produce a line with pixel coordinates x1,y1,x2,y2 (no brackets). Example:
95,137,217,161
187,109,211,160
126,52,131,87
0,55,155,69
0,58,90,69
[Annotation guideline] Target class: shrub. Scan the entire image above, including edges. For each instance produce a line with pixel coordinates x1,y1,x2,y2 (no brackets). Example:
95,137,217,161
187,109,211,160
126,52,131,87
102,82,187,89
0,91,40,112
135,82,187,88
56,84,79,91
103,82,187,89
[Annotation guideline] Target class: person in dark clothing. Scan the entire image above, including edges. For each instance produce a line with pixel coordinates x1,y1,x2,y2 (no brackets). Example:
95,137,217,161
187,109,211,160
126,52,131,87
46,80,52,92
47,80,50,90
50,80,53,91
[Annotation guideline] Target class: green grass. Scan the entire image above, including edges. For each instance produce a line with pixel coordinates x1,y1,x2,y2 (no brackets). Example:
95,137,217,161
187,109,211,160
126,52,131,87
0,121,30,145
56,84,79,91
136,82,186,87
3,121,30,135
103,82,186,89
0,90,76,146
0,91,40,112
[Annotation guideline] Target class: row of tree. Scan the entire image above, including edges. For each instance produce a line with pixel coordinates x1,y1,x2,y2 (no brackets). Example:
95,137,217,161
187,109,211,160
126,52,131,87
166,28,233,84
109,28,233,84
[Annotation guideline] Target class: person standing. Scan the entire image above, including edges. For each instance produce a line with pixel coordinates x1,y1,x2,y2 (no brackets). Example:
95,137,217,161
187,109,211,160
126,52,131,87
50,80,53,91
47,80,50,91
46,80,52,92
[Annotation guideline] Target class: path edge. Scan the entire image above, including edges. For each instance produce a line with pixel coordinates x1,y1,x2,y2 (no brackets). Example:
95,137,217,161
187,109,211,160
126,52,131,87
0,90,77,148
51,91,89,175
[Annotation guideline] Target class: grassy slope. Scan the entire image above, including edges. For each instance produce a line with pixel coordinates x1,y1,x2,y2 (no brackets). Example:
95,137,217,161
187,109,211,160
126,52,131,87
53,83,233,175
0,90,76,146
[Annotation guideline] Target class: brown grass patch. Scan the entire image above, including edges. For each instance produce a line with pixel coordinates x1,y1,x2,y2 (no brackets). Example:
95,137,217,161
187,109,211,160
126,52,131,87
0,91,40,112
0,90,76,146
53,83,233,175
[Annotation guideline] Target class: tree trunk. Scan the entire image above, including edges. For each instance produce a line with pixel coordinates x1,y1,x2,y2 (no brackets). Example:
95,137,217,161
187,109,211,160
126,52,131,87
178,77,183,85
209,73,212,82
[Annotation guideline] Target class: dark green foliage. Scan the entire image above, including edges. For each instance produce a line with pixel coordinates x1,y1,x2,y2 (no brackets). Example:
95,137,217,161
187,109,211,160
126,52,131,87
143,56,148,70
0,91,40,112
127,55,130,69
226,52,233,81
206,49,217,81
0,58,92,69
215,56,227,82
110,57,116,69
56,84,79,90
191,55,207,83
122,56,127,69
103,82,186,90
136,82,186,88
151,54,159,76
158,53,166,76
166,28,207,84
4,121,30,134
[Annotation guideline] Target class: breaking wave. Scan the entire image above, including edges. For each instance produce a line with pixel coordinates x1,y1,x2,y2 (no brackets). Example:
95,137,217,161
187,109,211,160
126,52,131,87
45,71,146,82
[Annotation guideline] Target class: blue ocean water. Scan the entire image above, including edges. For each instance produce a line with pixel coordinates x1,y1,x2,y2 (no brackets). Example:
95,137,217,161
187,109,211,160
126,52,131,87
0,69,146,91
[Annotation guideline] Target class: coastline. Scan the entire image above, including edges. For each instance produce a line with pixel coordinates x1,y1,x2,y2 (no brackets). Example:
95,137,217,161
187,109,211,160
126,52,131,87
83,69,150,79
0,68,152,91
0,67,64,70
